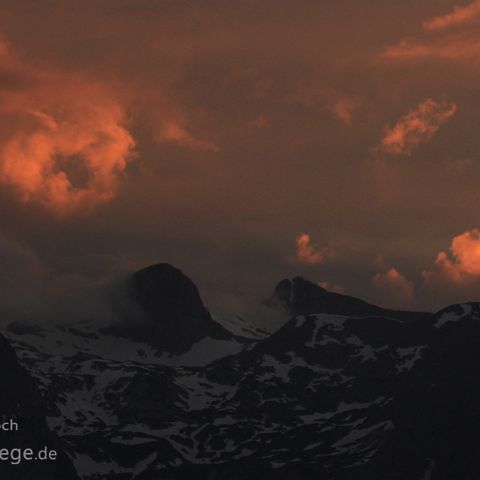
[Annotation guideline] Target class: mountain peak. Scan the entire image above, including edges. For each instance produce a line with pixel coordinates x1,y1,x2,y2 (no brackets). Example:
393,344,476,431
271,277,327,306
104,263,231,354
267,276,431,322
130,263,208,320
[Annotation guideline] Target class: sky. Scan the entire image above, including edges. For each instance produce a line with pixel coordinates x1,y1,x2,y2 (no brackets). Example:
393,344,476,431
0,0,479,314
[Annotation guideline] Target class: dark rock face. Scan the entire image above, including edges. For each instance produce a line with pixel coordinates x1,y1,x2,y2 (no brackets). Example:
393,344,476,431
0,334,79,480
130,263,211,324
267,277,432,323
104,263,231,354
383,302,480,480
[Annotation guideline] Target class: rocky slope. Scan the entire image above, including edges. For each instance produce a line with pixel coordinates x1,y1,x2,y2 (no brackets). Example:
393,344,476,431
0,334,79,479
1,264,480,479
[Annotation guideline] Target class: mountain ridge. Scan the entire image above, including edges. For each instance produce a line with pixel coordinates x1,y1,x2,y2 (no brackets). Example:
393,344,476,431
1,263,479,479
266,276,433,323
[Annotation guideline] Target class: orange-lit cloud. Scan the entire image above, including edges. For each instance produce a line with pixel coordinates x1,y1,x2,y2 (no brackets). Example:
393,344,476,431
378,99,456,157
423,1,480,32
0,41,135,215
331,96,362,125
384,2,480,62
372,267,414,305
384,36,480,61
156,121,219,152
423,228,480,284
318,280,345,294
295,233,333,265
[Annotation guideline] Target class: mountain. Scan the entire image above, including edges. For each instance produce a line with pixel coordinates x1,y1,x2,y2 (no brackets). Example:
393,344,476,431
102,263,233,354
0,334,79,479
267,277,432,322
1,266,480,479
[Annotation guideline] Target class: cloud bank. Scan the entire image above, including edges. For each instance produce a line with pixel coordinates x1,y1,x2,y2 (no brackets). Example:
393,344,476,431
385,1,480,63
423,1,480,32
0,40,136,215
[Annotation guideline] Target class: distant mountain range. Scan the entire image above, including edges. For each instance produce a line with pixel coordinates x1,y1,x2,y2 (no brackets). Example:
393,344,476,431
1,263,479,479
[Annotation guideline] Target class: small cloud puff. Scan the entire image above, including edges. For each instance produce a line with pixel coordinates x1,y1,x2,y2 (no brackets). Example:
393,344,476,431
373,267,414,306
423,228,480,284
295,233,333,265
378,99,456,157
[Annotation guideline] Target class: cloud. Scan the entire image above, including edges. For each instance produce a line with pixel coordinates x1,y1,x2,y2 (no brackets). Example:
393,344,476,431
378,99,456,157
0,231,139,326
423,228,480,284
156,121,219,152
318,280,345,294
372,267,414,306
421,228,480,305
295,233,333,265
384,2,480,62
331,96,362,125
0,40,136,215
384,36,480,61
0,233,46,318
423,1,480,32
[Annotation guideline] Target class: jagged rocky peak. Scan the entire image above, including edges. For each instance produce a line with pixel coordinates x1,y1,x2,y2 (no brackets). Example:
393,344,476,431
267,276,432,322
105,263,231,354
270,277,326,307
268,276,373,314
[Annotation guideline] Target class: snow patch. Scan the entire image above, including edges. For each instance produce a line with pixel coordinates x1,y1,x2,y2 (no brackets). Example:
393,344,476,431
295,316,306,328
396,345,427,372
435,304,473,328
333,420,394,450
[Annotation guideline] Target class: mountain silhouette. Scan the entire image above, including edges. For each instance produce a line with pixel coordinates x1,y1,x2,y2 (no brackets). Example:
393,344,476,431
1,264,480,479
